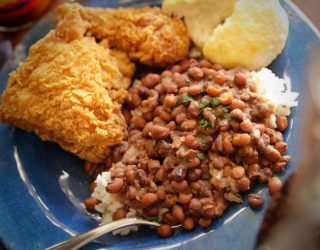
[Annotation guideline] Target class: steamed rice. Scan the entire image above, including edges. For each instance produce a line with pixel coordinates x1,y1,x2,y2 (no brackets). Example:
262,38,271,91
92,171,139,235
93,171,170,235
251,68,299,116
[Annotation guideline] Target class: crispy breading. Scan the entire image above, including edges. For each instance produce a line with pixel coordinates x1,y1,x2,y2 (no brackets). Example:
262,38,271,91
100,39,136,103
56,3,190,67
0,8,135,163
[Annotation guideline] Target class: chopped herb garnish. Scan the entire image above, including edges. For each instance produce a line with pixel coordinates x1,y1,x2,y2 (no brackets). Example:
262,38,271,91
210,109,217,116
132,79,141,86
224,192,243,203
223,113,232,120
199,99,211,112
210,97,220,106
201,137,208,145
198,118,211,128
149,216,160,222
180,93,194,103
196,151,206,161
222,107,230,113
152,139,157,147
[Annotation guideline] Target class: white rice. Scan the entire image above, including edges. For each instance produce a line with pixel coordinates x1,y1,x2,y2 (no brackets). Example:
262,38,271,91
92,171,138,235
91,67,299,236
112,208,139,236
251,68,299,116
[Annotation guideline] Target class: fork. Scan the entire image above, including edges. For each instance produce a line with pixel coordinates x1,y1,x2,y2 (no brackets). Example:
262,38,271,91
45,218,180,250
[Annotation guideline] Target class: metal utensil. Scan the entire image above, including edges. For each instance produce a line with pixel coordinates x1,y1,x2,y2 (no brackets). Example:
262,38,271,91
45,218,180,250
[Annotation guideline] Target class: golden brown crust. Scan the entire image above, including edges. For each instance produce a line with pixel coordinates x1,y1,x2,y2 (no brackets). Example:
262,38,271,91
56,3,190,67
0,8,135,163
0,2,189,162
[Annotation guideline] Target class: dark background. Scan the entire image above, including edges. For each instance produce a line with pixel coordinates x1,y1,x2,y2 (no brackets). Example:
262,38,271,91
293,0,320,29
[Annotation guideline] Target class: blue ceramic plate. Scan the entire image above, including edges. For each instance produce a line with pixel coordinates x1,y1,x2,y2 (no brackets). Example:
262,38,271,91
0,1,319,249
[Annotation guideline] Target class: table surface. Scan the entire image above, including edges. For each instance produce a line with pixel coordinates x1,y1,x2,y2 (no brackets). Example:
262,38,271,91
292,0,320,29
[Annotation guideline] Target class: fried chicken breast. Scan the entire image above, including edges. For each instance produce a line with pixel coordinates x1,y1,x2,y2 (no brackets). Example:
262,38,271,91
0,7,135,163
56,3,190,67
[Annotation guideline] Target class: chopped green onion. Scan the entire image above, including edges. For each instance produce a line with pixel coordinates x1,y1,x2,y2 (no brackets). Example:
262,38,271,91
199,99,211,112
180,93,194,103
201,137,208,145
149,216,160,222
210,97,220,106
196,151,206,161
210,109,217,116
222,107,230,113
198,118,211,128
224,192,243,203
152,139,157,147
132,79,141,86
223,113,232,120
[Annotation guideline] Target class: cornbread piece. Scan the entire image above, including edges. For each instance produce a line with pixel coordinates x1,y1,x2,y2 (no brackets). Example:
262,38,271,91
203,0,289,70
162,0,237,48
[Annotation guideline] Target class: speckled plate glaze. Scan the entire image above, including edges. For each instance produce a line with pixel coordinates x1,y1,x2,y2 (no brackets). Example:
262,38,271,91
0,1,319,249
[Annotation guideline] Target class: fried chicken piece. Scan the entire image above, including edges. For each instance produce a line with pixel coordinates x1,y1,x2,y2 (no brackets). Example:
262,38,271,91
99,39,136,103
56,3,190,67
0,7,135,163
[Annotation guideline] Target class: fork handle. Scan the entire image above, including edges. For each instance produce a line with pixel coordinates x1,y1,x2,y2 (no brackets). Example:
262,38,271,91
45,218,158,250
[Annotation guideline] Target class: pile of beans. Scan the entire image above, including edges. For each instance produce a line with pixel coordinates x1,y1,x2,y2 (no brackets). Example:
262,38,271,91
84,58,290,237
